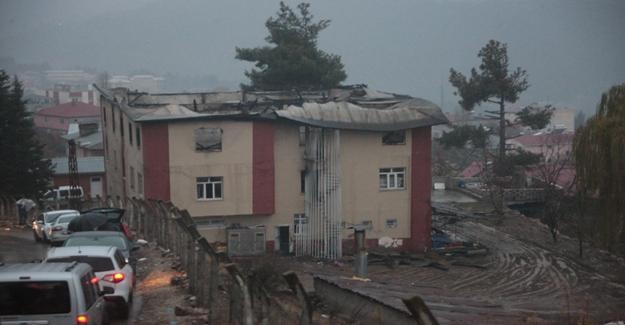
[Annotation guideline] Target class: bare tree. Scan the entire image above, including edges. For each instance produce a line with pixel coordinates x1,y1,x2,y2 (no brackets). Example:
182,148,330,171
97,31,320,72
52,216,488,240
531,132,575,242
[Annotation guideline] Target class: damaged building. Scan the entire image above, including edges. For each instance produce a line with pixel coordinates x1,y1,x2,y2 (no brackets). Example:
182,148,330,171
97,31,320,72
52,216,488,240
96,85,448,258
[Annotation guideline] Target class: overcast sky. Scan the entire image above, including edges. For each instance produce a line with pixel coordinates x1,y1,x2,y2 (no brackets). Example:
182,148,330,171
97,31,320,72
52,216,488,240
1,0,624,113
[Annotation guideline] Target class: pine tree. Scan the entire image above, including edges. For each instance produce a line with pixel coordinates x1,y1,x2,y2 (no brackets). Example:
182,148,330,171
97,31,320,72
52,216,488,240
0,70,53,198
448,40,547,175
235,2,347,90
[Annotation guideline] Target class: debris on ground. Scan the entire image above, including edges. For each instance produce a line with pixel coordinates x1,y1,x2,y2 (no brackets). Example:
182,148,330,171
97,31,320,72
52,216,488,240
136,239,148,245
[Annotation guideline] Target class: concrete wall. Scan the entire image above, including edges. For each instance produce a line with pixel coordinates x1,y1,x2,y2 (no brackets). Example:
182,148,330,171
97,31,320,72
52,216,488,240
168,120,254,217
340,130,412,240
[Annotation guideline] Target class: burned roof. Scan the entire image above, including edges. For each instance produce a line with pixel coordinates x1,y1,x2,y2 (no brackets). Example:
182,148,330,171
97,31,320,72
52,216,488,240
276,99,448,131
94,84,449,130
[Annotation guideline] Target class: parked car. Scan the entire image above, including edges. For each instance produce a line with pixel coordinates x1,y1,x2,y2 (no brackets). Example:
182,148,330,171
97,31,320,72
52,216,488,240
0,261,109,325
47,212,81,246
45,246,135,319
32,209,79,242
63,231,137,263
70,208,132,241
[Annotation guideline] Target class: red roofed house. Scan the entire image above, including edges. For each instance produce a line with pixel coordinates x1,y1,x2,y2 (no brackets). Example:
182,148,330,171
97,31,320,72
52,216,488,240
506,131,574,162
34,101,101,133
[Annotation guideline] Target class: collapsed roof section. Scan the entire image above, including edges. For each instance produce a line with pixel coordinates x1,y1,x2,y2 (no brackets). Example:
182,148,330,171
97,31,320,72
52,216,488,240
94,84,448,131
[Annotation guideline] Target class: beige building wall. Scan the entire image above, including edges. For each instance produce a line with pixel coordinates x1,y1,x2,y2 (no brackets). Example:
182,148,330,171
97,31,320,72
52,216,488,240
199,126,415,246
101,99,124,199
340,130,413,240
168,120,254,217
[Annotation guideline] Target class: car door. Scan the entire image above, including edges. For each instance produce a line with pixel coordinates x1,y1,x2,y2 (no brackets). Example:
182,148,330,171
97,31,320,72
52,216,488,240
80,272,105,324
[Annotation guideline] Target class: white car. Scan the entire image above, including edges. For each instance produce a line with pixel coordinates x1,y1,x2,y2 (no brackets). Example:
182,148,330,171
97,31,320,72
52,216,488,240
45,246,135,319
32,209,79,243
47,212,81,245
0,262,109,325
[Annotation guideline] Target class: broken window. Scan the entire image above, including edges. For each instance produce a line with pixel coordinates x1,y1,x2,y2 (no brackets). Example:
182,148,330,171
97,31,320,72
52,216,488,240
382,131,406,145
379,167,406,190
195,127,222,152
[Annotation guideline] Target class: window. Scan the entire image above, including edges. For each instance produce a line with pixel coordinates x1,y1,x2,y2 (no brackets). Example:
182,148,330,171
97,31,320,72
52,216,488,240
195,127,222,151
119,114,124,137
113,150,117,170
46,257,114,272
114,250,127,268
293,213,307,235
386,218,398,228
103,105,107,125
136,126,141,149
300,170,306,193
137,172,143,194
379,167,406,190
112,109,115,132
129,166,135,190
128,122,133,145
80,274,97,309
196,176,223,200
0,281,70,315
382,131,406,145
299,126,306,146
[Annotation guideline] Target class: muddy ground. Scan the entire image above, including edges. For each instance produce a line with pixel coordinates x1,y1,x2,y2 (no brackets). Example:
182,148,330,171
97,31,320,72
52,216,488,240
25,202,620,324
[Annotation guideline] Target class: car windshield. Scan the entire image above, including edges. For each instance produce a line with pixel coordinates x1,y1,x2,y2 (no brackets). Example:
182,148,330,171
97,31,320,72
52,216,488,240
56,214,79,224
47,256,114,272
0,281,71,315
64,236,127,251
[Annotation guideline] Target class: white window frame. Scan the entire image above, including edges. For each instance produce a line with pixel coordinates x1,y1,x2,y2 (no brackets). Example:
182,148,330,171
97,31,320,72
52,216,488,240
196,176,223,200
379,167,406,190
293,213,307,235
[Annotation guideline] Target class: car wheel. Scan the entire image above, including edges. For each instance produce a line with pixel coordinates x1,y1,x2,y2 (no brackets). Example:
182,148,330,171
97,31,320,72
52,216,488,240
33,230,41,242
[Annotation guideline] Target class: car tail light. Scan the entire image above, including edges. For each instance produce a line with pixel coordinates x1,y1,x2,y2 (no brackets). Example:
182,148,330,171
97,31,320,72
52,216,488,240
90,277,99,284
102,272,125,283
76,314,89,324
52,226,63,231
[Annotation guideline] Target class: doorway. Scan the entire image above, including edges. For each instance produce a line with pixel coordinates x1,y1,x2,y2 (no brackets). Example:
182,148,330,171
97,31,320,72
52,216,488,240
277,226,290,255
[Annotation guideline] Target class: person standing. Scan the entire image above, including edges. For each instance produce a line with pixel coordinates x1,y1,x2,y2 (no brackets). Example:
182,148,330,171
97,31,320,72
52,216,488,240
16,198,36,226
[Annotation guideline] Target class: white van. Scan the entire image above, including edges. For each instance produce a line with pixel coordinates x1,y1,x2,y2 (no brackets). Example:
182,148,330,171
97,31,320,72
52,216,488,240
44,186,85,201
0,262,109,324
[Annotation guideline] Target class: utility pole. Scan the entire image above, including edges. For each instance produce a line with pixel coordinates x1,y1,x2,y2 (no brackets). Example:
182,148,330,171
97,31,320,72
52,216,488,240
68,139,80,210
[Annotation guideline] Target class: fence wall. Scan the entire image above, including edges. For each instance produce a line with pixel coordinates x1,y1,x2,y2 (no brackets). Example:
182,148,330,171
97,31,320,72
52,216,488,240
95,196,434,324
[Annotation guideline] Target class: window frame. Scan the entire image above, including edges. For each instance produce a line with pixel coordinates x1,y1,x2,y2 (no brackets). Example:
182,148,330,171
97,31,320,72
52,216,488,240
293,213,307,235
196,176,224,201
379,167,406,190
